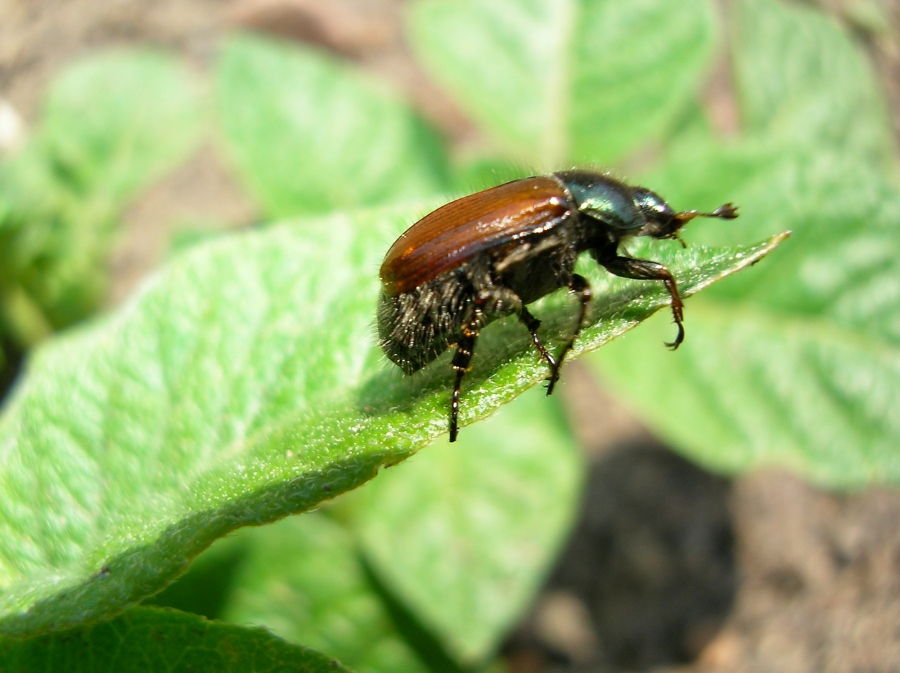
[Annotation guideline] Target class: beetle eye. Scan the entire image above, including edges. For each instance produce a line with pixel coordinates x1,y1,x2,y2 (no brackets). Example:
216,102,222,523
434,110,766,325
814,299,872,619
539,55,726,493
632,188,677,237
633,188,671,216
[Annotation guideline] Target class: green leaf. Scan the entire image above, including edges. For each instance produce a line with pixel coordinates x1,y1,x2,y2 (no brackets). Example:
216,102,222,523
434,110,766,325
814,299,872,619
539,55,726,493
0,50,202,333
0,284,53,348
583,1,900,489
731,0,896,170
591,163,900,488
223,514,428,673
0,606,351,673
216,35,450,218
349,387,584,665
38,49,202,205
408,0,716,167
0,202,784,638
143,533,248,621
592,299,900,487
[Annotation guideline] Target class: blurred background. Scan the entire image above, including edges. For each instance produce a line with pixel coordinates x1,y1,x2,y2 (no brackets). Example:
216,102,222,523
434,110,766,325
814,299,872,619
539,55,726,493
2,1,899,672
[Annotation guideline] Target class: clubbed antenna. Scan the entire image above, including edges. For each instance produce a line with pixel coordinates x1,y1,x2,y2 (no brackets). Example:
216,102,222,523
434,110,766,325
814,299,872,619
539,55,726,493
674,203,739,224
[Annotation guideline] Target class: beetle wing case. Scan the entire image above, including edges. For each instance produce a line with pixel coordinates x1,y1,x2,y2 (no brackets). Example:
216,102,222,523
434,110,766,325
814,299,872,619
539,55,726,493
380,177,572,295
378,177,576,374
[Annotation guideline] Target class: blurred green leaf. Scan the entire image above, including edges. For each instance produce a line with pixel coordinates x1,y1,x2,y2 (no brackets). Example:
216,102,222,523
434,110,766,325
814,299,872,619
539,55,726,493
731,0,896,170
0,201,781,638
589,0,900,488
217,34,450,218
0,606,351,673
592,160,900,488
592,291,900,487
348,387,584,665
0,284,53,354
0,50,202,337
409,0,716,167
223,514,428,673
38,49,203,204
144,533,248,621
451,158,534,195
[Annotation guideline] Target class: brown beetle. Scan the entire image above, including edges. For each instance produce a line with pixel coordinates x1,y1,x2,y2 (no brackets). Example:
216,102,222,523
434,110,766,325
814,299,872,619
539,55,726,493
378,170,737,441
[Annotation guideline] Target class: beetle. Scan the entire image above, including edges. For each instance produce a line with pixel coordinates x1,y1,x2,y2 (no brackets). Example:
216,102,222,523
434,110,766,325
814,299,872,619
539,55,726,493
377,170,738,442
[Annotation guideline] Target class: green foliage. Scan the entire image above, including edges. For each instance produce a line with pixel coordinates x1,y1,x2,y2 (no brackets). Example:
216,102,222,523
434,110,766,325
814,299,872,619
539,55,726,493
0,50,202,353
589,0,900,487
1,0,895,669
156,388,588,671
346,387,584,664
216,35,451,217
0,606,350,673
222,513,429,673
0,202,778,640
39,51,202,205
731,0,893,166
409,0,716,167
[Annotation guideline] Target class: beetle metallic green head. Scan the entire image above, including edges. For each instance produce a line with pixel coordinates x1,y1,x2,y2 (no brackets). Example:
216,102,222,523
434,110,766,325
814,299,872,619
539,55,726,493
556,170,739,243
632,187,679,239
633,187,740,242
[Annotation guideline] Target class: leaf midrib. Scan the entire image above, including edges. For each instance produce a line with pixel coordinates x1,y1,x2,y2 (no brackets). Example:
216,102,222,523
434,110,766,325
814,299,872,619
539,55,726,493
544,0,576,166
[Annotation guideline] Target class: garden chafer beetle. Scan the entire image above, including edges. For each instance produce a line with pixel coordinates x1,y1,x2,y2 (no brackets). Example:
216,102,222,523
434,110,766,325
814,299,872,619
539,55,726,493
378,170,738,441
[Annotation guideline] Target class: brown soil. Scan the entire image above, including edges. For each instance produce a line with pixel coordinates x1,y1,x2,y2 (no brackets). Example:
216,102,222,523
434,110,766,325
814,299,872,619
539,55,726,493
2,1,899,672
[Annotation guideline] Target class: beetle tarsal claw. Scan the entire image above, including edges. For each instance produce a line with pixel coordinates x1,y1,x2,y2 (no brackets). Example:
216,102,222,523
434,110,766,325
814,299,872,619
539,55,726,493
665,322,686,350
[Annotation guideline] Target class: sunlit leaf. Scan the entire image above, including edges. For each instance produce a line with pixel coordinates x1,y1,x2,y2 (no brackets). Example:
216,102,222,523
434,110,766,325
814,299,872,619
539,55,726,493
0,202,781,637
223,514,428,673
217,35,450,217
409,0,716,167
0,607,351,673
350,387,584,664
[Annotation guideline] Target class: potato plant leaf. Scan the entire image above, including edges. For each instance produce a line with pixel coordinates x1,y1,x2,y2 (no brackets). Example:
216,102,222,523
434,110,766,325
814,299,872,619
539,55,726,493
348,387,584,665
588,0,900,489
222,513,429,673
216,35,450,218
37,49,203,206
731,0,896,171
408,0,716,167
592,160,900,488
0,50,202,335
0,606,351,673
0,202,784,638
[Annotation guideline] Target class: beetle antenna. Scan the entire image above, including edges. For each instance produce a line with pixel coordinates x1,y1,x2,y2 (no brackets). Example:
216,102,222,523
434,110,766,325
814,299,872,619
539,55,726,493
674,203,739,223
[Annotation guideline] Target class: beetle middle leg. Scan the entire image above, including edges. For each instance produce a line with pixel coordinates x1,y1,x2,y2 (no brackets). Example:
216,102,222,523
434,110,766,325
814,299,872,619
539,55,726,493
518,306,558,373
602,256,684,349
484,287,563,388
542,273,592,395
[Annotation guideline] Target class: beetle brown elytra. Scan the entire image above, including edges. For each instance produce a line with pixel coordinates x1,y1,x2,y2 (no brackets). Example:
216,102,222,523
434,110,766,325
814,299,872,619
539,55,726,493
377,170,738,442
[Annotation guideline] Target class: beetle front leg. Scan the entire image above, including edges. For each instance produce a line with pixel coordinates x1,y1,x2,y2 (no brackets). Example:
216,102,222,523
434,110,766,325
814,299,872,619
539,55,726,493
602,257,684,349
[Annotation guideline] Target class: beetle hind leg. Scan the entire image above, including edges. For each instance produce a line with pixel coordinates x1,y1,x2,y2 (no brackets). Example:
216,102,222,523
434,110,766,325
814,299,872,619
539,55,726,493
449,322,480,442
519,306,558,375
